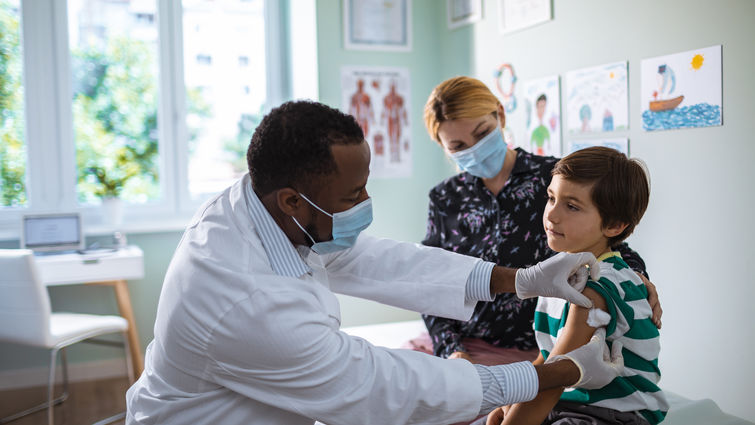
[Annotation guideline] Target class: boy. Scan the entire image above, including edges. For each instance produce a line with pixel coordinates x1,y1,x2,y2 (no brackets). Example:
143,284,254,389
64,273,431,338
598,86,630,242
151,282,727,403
487,147,669,425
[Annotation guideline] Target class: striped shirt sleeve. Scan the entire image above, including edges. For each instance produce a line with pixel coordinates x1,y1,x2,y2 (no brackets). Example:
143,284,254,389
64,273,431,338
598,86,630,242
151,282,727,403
474,362,538,415
465,260,495,302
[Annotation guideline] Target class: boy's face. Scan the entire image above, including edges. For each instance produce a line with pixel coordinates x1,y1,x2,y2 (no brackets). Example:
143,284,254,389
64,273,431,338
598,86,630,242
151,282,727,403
543,175,610,257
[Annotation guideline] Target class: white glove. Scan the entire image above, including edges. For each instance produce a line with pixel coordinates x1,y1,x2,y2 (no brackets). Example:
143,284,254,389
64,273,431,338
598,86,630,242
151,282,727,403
515,252,600,308
546,328,624,389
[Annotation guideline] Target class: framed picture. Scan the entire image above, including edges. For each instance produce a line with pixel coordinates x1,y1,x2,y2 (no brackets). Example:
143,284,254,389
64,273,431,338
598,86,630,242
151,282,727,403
343,0,412,52
498,0,552,34
447,0,482,30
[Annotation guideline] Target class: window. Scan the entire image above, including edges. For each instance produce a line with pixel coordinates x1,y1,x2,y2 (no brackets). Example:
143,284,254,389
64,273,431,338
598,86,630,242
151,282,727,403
0,0,317,238
68,0,161,204
196,54,212,65
0,0,27,208
183,1,267,198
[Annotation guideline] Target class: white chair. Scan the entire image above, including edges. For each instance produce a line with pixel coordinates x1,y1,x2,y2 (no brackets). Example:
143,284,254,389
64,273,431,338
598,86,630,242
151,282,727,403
0,249,134,425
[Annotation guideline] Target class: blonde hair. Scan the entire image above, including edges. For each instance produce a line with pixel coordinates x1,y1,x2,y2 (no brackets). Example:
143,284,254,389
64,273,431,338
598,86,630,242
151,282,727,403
423,76,502,144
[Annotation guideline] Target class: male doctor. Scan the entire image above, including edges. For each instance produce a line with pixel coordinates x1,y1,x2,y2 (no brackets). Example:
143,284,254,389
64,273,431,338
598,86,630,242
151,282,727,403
126,101,623,425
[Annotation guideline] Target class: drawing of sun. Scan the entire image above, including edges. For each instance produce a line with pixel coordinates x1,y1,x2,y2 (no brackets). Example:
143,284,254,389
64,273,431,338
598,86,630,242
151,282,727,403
691,53,705,70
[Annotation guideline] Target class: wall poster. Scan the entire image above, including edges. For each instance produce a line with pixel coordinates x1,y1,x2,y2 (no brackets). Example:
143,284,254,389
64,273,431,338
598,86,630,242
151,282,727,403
640,45,722,131
567,138,629,156
565,61,629,135
341,66,412,178
521,75,561,157
498,0,552,34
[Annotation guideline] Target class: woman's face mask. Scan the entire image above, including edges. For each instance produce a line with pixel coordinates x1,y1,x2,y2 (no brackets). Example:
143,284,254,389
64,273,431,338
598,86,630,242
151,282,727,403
291,193,373,254
449,126,507,179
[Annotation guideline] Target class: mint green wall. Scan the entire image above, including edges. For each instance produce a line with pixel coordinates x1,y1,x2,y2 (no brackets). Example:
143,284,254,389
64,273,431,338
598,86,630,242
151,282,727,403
1,1,473,372
316,0,464,243
316,0,472,325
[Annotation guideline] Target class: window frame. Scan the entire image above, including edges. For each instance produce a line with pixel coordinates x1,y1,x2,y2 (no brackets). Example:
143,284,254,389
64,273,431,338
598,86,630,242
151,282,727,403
0,0,313,240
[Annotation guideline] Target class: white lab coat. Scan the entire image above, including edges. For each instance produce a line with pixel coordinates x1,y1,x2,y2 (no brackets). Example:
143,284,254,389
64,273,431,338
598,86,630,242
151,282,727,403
126,176,486,425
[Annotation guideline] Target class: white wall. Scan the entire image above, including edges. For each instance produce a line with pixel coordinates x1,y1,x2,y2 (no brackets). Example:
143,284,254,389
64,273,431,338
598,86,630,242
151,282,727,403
470,0,755,420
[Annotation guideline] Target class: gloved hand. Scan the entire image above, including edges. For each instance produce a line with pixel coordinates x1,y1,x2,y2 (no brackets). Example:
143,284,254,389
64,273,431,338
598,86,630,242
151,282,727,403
515,252,600,308
545,328,624,389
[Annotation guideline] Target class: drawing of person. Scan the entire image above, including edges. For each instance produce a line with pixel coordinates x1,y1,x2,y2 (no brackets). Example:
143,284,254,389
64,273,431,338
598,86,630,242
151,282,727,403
349,79,374,138
382,80,408,163
530,94,550,156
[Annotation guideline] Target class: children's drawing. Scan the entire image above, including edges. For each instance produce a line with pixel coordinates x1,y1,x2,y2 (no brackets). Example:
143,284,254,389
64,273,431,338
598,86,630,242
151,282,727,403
493,63,518,113
567,138,629,156
521,75,561,157
565,61,628,135
641,45,722,131
341,66,412,178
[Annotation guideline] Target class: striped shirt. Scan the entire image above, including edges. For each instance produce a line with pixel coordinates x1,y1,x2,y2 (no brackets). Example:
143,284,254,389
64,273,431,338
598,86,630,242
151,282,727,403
534,252,669,424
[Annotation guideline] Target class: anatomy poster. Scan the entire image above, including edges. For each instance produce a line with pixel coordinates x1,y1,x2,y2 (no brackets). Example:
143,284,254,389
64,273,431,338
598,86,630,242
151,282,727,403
641,45,722,131
521,75,561,157
565,61,629,135
341,66,412,178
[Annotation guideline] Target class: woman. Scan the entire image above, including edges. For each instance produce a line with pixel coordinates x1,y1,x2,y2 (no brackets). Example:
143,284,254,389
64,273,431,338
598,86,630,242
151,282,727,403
419,76,661,362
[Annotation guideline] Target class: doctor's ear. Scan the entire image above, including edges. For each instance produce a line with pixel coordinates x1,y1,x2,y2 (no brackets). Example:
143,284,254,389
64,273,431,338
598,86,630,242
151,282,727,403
276,188,302,216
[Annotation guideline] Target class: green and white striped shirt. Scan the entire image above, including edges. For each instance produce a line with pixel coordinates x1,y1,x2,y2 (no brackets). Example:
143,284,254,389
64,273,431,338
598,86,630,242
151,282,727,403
534,252,669,424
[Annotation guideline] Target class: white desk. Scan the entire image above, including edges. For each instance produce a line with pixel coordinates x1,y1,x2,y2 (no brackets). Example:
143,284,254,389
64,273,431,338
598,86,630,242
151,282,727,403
35,246,145,376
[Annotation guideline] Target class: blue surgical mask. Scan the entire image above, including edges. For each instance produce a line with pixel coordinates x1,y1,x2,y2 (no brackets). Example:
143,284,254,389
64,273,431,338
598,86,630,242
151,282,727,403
449,126,507,179
292,193,373,254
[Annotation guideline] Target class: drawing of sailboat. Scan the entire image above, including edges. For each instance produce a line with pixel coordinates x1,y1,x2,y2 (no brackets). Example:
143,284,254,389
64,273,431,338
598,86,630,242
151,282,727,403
650,64,684,111
649,95,684,112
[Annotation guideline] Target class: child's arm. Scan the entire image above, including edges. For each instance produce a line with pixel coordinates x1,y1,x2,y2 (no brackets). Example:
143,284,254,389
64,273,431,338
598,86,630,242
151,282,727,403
497,288,609,425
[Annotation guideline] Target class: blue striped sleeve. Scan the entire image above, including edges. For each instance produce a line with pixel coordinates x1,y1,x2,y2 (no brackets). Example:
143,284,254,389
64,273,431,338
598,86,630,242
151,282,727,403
465,260,495,302
474,361,538,414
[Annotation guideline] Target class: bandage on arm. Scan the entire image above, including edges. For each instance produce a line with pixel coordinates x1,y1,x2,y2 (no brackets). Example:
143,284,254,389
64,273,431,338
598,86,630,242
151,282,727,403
499,288,608,425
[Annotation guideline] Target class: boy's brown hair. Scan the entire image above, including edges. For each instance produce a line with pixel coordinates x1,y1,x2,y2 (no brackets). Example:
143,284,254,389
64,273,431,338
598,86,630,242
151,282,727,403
552,146,650,246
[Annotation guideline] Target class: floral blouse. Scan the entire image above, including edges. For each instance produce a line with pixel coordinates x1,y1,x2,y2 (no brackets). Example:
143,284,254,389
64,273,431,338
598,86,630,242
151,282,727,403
421,148,647,358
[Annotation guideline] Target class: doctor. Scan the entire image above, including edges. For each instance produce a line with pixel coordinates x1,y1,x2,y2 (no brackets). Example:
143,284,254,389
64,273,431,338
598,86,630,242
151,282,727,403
126,101,622,425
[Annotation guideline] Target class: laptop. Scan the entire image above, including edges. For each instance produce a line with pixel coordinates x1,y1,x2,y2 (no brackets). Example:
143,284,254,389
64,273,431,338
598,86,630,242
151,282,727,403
21,213,85,253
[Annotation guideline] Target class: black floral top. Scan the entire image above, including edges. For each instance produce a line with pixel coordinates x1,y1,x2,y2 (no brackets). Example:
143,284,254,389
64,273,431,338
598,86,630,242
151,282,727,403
422,148,647,358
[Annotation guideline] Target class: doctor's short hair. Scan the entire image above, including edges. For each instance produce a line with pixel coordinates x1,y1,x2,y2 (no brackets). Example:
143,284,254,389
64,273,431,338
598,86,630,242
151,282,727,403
424,76,502,144
247,101,364,196
552,147,650,246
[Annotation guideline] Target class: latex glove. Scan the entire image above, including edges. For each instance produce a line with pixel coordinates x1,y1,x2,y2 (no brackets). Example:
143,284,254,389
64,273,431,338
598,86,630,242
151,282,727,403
546,328,624,389
515,252,600,308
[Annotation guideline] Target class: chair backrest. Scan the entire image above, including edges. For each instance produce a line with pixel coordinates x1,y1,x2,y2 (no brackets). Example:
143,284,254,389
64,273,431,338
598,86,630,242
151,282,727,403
0,249,52,347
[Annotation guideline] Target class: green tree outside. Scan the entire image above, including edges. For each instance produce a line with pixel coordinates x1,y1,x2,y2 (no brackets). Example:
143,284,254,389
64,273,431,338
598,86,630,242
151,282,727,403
73,35,209,204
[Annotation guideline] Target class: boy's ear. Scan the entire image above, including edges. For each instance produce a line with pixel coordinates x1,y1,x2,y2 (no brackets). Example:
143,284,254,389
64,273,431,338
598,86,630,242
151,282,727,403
603,221,629,238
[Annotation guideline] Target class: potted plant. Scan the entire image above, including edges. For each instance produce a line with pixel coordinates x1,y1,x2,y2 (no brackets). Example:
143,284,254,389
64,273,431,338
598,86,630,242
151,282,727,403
84,154,140,226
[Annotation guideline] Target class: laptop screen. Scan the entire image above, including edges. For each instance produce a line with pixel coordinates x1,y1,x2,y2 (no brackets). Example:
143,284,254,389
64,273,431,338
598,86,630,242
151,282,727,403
22,213,84,252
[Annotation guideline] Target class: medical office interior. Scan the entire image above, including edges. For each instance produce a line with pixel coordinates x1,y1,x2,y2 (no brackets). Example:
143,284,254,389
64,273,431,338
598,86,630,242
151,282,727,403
0,0,753,424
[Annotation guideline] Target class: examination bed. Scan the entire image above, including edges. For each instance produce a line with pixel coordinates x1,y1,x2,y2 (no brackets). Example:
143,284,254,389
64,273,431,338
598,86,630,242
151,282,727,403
338,320,754,425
